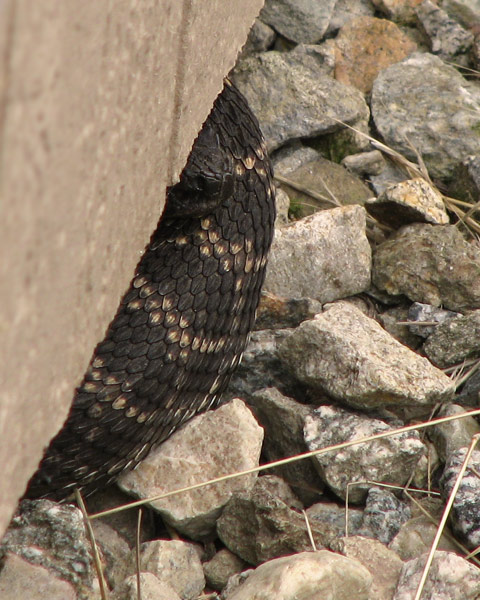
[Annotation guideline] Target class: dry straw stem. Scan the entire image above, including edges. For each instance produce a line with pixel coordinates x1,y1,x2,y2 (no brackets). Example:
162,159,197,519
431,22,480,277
136,509,142,600
88,408,480,521
413,433,480,600
74,488,109,600
447,357,480,391
302,509,317,551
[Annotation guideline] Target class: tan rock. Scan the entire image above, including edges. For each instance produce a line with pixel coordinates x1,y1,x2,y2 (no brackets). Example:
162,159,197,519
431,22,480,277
0,553,77,600
389,516,458,560
335,17,416,93
226,551,372,600
366,178,449,228
332,536,403,600
119,399,263,539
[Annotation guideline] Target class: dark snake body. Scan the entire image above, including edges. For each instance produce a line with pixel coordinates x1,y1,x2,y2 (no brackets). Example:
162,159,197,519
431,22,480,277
25,80,276,500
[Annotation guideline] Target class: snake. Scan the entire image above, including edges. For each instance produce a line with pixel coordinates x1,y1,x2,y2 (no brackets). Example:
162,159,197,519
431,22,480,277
25,79,276,501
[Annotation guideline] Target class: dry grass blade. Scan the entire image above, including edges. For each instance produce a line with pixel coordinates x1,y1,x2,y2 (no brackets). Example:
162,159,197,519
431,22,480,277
136,509,143,600
465,545,480,561
89,408,480,521
396,321,440,327
74,488,109,600
302,509,317,551
447,357,480,391
413,434,480,600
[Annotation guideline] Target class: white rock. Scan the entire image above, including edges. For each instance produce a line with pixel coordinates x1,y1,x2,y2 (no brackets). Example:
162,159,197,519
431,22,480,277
120,572,181,600
119,398,263,539
264,206,371,303
139,539,205,600
393,551,480,599
278,301,453,417
304,405,426,503
224,550,371,600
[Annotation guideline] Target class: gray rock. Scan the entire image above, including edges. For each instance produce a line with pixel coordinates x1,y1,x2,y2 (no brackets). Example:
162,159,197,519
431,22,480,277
306,502,365,541
254,293,323,332
370,0,421,23
217,475,329,566
416,0,474,63
424,310,480,367
250,388,323,505
449,155,480,204
358,487,411,544
241,18,276,57
274,187,290,226
232,51,369,151
259,0,336,43
365,177,449,228
91,520,131,592
440,447,480,549
373,223,480,311
0,553,77,600
442,0,480,28
379,304,422,350
331,536,404,600
226,328,298,401
407,302,460,339
278,302,453,416
455,368,480,407
223,551,372,600
203,548,247,592
393,551,480,600
411,441,441,491
275,155,372,219
221,570,254,599
264,207,371,303
119,573,181,600
289,41,337,76
389,516,459,561
369,160,409,197
341,150,386,177
139,539,205,600
118,399,263,540
86,486,156,548
371,53,480,180
272,143,321,175
474,33,480,71
0,500,96,599
327,0,376,34
303,405,426,503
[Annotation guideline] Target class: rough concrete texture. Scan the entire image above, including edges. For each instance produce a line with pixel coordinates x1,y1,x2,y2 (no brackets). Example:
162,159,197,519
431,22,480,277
0,0,265,537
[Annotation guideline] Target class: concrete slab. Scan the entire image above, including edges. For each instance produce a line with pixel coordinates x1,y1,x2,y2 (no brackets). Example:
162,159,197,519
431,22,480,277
0,0,265,537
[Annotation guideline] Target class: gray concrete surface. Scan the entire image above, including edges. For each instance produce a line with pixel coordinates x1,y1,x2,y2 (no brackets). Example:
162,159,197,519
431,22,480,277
0,0,265,537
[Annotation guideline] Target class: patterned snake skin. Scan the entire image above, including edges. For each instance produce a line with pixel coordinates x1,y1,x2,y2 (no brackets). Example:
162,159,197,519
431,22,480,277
25,79,276,500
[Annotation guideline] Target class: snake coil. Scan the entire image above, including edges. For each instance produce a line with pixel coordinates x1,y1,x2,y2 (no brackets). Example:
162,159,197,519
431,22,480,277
25,80,276,500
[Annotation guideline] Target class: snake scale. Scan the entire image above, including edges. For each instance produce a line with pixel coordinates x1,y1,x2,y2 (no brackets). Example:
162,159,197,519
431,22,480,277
25,79,276,501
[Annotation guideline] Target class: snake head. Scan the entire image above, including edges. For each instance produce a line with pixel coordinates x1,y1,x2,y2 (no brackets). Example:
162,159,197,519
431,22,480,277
165,124,235,219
